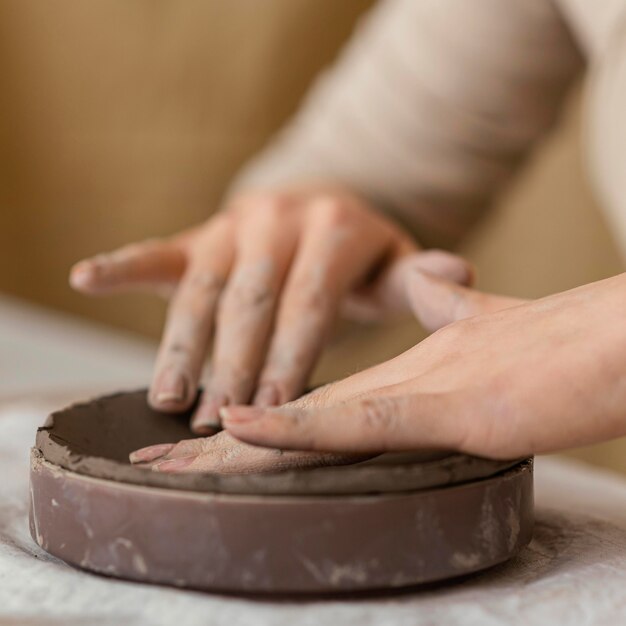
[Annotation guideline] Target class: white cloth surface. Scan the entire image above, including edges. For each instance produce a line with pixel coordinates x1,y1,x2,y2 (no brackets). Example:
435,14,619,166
0,294,156,401
0,295,625,625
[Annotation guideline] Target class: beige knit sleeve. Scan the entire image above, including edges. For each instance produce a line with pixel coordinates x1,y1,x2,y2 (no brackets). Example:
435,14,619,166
556,0,626,257
230,0,582,247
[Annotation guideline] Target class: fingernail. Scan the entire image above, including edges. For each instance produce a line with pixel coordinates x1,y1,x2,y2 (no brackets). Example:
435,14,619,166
152,456,196,473
129,443,175,464
191,395,226,433
192,421,221,435
153,370,188,406
219,406,266,423
253,384,279,407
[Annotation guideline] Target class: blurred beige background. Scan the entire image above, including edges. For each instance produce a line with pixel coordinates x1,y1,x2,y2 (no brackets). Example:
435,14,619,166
0,1,623,473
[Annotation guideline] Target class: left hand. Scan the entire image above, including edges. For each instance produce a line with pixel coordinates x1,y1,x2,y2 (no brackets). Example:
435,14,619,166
129,250,474,473
222,271,626,460
129,430,369,474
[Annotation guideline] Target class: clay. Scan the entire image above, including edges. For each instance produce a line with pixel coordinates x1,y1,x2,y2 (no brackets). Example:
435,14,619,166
30,451,534,593
36,389,522,496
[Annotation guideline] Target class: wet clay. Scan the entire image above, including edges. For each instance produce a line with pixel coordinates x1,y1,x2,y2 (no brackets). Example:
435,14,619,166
36,389,521,496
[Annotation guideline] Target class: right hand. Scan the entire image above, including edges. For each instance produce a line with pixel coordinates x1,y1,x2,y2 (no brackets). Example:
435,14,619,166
70,186,472,434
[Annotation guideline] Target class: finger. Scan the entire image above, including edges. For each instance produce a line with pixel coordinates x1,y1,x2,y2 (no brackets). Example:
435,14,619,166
129,443,176,464
407,270,526,332
411,249,475,286
296,267,524,408
193,202,299,432
221,389,473,453
135,437,219,470
190,388,229,434
150,437,208,463
284,334,441,410
278,348,419,411
342,249,474,322
149,220,234,412
70,238,187,296
150,435,244,473
253,196,396,406
150,432,366,474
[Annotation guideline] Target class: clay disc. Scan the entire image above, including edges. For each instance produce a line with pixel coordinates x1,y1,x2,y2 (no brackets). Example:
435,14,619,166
35,389,522,496
29,390,534,593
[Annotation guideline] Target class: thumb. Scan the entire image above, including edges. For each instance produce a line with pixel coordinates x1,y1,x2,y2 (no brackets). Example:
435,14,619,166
343,249,475,322
407,271,526,333
220,390,472,453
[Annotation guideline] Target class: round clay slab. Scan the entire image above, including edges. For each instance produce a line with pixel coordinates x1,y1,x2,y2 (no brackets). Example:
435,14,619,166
29,390,534,593
35,389,522,496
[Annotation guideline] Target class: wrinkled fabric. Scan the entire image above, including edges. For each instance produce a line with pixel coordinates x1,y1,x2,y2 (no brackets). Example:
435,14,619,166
235,0,626,253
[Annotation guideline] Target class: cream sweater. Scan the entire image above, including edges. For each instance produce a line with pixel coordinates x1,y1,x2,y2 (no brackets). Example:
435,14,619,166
233,0,626,250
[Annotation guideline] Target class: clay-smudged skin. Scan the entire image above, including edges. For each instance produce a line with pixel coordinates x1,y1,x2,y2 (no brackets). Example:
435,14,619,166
35,390,522,496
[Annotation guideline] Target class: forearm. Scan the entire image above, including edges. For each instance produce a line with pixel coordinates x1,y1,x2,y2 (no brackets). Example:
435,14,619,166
231,0,582,247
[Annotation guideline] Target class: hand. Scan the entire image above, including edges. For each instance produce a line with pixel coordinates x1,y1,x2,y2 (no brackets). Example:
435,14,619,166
71,186,472,434
221,272,626,459
129,430,368,474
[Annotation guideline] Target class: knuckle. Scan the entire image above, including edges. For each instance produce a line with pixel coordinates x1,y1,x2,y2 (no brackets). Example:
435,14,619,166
259,194,292,220
185,270,224,297
312,196,352,228
235,191,292,216
211,365,254,392
191,213,234,245
219,259,278,313
295,283,332,313
172,438,207,456
430,318,470,347
222,278,276,312
358,398,396,432
283,408,309,431
165,342,188,356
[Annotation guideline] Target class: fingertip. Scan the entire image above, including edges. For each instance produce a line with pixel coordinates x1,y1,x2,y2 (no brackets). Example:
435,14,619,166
148,371,193,413
410,250,475,287
129,443,175,464
190,393,227,434
190,416,221,435
148,394,193,413
69,261,96,291
190,422,221,436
